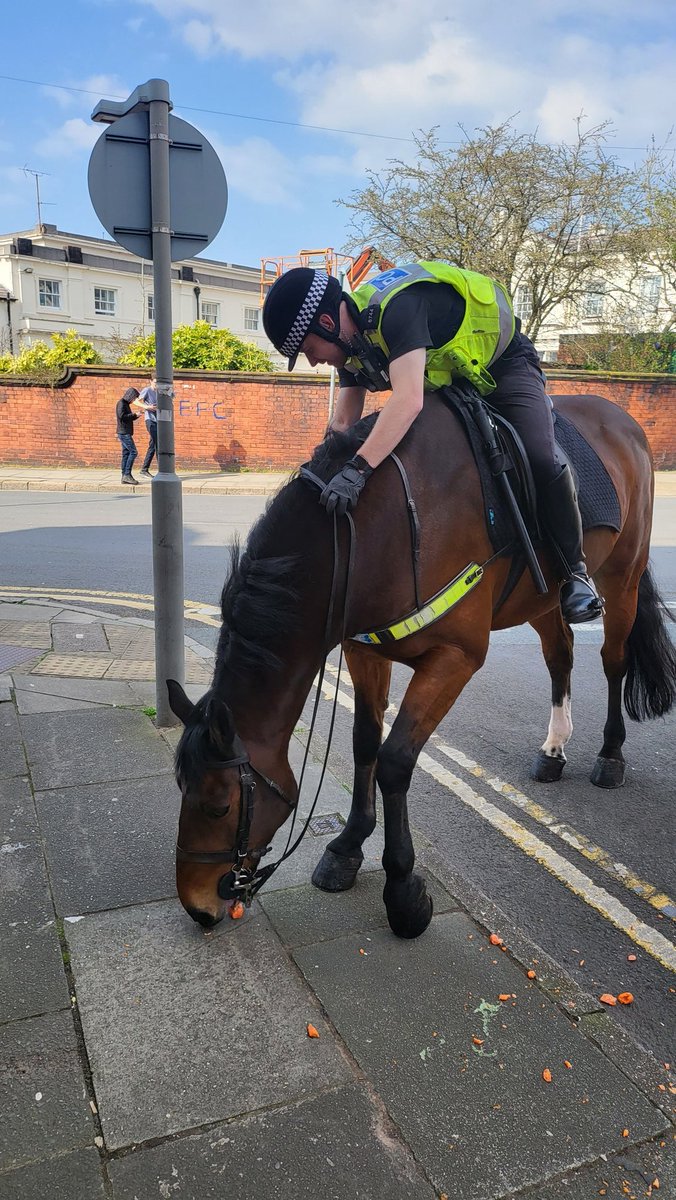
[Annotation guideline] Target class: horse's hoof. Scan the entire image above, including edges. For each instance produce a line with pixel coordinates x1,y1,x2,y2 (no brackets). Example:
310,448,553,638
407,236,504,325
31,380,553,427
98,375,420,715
311,847,363,892
530,750,566,782
383,874,434,939
590,756,625,789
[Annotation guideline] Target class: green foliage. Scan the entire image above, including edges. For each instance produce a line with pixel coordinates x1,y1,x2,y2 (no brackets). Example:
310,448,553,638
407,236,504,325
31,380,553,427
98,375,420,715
118,320,273,372
561,331,676,373
0,329,102,383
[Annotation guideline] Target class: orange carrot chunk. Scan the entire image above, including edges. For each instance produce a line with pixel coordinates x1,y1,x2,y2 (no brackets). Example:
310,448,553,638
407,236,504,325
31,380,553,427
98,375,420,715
599,993,617,1006
542,1068,552,1082
618,992,634,1005
489,933,503,946
307,1023,320,1038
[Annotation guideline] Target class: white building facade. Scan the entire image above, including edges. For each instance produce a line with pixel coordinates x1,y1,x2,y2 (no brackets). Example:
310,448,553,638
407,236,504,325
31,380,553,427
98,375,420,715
0,224,283,364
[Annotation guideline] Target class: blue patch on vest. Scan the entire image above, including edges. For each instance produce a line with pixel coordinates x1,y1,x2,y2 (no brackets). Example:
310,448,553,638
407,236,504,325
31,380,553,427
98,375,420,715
369,267,411,291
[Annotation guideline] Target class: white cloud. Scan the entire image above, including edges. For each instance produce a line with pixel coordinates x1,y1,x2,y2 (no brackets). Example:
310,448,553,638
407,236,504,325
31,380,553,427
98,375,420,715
141,0,675,153
207,134,298,208
35,119,101,158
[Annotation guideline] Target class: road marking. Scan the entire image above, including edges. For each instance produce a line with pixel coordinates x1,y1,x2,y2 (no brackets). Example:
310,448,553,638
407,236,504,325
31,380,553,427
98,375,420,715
318,665,676,972
0,586,221,627
430,740,676,924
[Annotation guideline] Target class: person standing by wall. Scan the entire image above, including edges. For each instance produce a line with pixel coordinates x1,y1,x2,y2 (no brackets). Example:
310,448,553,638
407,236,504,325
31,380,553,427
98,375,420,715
136,376,158,478
116,386,140,485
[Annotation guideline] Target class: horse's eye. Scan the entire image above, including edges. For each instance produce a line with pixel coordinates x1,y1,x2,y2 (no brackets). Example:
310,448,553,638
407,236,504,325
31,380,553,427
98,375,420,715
202,804,230,819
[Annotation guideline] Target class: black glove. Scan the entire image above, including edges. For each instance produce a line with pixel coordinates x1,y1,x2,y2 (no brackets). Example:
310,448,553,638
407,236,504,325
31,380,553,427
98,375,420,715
320,455,373,516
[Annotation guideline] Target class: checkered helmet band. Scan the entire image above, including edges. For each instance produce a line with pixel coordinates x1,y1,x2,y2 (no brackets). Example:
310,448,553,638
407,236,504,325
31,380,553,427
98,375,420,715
279,270,330,359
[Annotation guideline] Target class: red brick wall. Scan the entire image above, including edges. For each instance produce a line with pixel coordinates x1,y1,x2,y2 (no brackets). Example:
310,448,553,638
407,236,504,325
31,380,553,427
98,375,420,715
0,367,674,470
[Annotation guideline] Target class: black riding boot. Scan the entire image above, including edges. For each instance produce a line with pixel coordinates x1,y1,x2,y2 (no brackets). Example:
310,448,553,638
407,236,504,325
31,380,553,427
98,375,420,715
540,465,604,624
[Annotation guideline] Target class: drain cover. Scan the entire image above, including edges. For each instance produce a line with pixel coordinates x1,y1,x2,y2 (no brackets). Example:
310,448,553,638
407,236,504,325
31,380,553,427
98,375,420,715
308,813,345,837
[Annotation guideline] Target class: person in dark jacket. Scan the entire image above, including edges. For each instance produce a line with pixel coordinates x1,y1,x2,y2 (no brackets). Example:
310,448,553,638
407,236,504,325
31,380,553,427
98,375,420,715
115,387,141,484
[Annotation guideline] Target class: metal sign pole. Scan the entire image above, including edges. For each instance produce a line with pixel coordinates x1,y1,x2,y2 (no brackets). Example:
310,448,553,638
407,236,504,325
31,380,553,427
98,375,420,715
89,79,227,726
148,90,185,727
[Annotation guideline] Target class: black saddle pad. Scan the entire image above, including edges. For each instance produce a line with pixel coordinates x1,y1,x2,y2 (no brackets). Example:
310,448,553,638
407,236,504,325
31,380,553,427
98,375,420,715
443,391,622,551
553,409,621,533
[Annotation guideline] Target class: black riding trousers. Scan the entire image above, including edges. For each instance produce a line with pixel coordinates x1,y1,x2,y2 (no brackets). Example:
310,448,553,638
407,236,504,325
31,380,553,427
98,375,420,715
488,352,559,490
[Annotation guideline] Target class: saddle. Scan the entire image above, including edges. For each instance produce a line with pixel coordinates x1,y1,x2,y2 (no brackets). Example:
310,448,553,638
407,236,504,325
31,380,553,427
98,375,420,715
442,383,621,603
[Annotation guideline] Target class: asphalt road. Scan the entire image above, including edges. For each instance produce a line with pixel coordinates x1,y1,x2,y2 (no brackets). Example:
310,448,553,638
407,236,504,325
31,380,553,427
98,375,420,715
1,489,675,1064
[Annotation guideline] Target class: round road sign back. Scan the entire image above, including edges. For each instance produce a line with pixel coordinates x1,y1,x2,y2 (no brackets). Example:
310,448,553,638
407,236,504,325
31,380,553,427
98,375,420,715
88,110,227,261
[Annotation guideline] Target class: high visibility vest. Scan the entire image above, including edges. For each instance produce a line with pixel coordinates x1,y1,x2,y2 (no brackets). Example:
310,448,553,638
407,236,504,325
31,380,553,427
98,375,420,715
349,261,515,395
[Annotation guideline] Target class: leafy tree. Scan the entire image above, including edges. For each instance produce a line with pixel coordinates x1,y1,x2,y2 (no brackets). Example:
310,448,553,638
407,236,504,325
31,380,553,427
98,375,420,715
119,320,273,372
340,118,638,342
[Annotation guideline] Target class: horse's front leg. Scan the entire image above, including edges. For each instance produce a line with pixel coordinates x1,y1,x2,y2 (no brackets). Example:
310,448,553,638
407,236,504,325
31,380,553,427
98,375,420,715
529,607,575,782
377,642,484,938
312,644,392,892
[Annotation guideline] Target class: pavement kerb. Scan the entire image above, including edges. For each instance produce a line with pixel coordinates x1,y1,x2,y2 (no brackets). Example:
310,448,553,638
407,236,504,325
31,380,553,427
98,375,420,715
0,465,675,496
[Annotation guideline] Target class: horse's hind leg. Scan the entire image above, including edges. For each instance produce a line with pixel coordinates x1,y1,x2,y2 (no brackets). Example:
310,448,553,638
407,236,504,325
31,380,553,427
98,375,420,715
529,607,575,782
589,564,641,788
312,644,392,892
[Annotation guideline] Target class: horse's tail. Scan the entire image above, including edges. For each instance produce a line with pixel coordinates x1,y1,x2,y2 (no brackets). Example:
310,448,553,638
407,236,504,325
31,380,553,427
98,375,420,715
624,564,676,721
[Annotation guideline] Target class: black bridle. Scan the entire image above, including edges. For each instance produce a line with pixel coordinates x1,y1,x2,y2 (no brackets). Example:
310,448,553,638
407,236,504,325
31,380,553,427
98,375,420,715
175,743,297,903
175,482,356,908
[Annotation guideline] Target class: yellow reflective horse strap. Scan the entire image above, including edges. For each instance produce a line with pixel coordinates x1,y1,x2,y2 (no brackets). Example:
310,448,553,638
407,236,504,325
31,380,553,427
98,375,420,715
352,563,484,646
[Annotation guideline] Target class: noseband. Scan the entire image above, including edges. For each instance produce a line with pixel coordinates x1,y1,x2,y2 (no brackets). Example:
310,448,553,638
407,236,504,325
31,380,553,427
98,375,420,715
175,739,295,904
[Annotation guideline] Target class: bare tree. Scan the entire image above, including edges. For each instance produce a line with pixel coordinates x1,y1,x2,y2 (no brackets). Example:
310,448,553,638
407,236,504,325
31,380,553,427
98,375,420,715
619,139,676,335
340,118,637,341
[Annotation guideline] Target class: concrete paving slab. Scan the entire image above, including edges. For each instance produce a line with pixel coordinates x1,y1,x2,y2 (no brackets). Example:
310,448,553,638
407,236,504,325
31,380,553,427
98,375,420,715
0,772,34,843
35,773,179,915
65,900,353,1150
14,690,104,714
0,1147,107,1200
0,604,63,622
11,673,139,706
108,1083,436,1200
51,623,109,654
127,680,207,707
0,703,27,778
0,1011,94,1172
51,610,102,624
261,810,386,893
528,1135,675,1198
0,622,52,647
0,645,42,673
31,653,114,678
293,912,670,1200
0,824,69,1019
19,707,174,790
260,868,459,948
0,673,12,702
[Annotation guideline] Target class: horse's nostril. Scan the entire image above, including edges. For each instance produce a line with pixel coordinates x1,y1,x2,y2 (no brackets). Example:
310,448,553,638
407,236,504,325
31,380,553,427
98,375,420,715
186,906,220,928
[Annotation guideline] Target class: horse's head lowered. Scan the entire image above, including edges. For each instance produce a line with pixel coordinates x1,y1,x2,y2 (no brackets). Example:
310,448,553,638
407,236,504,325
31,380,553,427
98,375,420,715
167,679,295,927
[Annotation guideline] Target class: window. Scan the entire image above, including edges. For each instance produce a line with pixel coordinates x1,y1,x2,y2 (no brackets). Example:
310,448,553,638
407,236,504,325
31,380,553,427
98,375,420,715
94,287,116,315
244,306,260,331
147,294,155,321
513,286,532,323
640,275,661,309
38,279,61,308
201,301,219,327
581,280,605,318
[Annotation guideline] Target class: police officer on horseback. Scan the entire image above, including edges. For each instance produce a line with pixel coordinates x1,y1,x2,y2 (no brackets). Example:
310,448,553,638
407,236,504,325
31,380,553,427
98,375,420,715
262,261,603,625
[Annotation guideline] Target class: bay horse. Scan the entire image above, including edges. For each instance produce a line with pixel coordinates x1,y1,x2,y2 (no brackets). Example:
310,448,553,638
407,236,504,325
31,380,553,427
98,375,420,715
168,390,676,934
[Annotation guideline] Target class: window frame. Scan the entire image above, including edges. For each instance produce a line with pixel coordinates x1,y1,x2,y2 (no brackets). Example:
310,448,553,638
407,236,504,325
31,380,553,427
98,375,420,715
94,286,117,316
201,300,220,328
243,305,260,332
38,278,62,309
581,280,605,319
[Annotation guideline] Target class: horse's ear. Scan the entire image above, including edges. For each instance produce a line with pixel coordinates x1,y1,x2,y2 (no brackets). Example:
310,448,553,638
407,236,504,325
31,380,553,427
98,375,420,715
206,693,235,754
167,679,195,725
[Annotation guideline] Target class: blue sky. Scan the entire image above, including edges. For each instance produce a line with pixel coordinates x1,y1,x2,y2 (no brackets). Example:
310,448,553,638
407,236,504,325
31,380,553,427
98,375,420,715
0,0,673,272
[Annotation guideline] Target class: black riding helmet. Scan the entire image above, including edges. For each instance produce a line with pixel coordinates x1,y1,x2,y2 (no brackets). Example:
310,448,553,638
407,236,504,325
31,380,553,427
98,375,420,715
262,267,350,370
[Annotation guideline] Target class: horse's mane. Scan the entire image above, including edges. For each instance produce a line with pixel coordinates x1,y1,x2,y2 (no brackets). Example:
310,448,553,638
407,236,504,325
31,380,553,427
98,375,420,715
212,414,378,687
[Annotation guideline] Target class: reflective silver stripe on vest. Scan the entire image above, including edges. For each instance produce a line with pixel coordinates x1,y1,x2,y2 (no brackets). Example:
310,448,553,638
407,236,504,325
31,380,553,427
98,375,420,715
488,284,515,365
